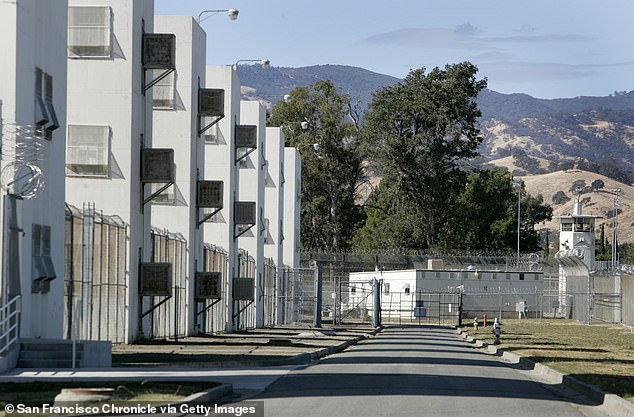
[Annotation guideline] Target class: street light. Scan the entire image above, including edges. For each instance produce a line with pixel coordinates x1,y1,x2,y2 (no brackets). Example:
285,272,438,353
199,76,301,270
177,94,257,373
512,177,522,260
611,188,622,270
233,59,270,70
197,9,239,23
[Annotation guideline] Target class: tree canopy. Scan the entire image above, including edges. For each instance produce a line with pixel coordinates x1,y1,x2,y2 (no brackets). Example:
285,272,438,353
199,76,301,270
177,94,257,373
269,63,555,254
356,62,487,249
268,80,364,250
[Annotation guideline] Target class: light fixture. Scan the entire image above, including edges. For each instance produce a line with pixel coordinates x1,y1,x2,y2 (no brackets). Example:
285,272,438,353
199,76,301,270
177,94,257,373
233,59,270,70
197,8,239,23
512,177,522,260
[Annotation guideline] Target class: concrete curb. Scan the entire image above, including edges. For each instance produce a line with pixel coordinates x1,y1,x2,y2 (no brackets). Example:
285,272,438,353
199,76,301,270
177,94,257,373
112,327,384,369
180,383,234,404
456,329,634,416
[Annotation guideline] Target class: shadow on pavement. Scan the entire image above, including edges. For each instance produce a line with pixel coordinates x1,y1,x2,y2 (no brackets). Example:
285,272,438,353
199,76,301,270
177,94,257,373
253,372,603,406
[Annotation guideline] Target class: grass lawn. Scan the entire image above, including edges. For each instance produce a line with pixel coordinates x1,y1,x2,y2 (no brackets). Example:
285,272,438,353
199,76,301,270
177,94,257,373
463,319,634,403
0,381,218,416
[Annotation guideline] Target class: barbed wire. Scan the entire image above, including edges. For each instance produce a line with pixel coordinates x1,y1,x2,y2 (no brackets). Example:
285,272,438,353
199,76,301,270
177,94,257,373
1,120,49,164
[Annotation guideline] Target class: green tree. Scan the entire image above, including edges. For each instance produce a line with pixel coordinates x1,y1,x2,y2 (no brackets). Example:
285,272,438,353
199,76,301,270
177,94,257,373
441,169,553,252
591,179,605,191
357,63,487,249
552,190,570,205
268,80,364,250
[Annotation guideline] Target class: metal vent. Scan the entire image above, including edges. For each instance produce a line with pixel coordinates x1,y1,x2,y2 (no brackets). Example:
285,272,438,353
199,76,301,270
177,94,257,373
234,202,256,225
142,33,176,69
141,148,174,182
197,181,223,208
235,125,257,148
199,89,224,117
139,262,172,296
233,277,254,301
195,272,222,299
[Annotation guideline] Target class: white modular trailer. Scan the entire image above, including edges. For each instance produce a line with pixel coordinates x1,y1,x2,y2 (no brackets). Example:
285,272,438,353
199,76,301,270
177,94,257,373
349,269,544,319
0,0,68,339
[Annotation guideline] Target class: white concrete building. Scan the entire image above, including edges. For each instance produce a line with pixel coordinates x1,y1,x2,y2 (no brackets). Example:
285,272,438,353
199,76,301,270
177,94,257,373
557,199,600,315
65,0,161,342
151,15,207,336
237,100,266,327
283,148,301,269
204,65,241,332
0,0,68,340
264,127,285,325
558,200,599,272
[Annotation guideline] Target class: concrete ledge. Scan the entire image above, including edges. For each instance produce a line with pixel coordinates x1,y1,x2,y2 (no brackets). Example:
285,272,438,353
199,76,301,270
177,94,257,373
0,345,19,374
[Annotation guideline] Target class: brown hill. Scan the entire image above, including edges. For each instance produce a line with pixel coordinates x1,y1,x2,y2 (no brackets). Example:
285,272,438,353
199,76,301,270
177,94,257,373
514,170,633,244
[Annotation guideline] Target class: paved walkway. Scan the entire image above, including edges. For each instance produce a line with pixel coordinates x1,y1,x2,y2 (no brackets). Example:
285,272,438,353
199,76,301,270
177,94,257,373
0,326,378,393
233,326,613,417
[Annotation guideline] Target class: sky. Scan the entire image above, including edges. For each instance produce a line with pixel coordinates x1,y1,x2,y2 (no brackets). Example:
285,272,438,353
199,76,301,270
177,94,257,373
154,0,634,99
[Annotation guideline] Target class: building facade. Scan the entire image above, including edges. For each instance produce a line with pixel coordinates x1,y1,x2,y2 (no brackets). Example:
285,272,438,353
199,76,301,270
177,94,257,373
65,0,161,342
0,0,68,339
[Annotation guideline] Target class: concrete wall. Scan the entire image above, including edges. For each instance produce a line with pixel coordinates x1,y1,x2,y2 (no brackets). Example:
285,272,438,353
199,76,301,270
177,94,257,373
0,0,68,339
237,100,266,326
263,127,284,269
282,148,301,269
204,65,240,331
152,15,206,335
66,0,155,342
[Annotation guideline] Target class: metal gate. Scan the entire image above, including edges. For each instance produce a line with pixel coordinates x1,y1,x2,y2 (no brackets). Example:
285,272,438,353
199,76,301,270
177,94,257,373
380,291,461,325
344,279,461,326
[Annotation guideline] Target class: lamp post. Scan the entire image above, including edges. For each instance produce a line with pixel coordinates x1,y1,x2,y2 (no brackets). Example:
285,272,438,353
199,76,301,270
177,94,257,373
611,188,621,271
233,59,270,70
197,8,239,23
512,177,522,260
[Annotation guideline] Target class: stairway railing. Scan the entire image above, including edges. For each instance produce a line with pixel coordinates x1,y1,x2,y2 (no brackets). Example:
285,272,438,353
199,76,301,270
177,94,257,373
0,295,21,356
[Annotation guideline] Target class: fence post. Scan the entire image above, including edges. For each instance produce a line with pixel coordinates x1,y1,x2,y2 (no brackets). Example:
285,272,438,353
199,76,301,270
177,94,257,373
313,261,322,328
372,278,381,328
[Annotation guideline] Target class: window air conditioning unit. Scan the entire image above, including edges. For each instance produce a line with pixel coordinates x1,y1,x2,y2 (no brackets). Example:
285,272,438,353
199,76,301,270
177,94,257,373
195,272,222,300
141,148,175,182
233,277,254,301
197,180,223,208
234,202,256,225
235,125,257,148
199,89,224,117
139,262,172,296
142,33,176,69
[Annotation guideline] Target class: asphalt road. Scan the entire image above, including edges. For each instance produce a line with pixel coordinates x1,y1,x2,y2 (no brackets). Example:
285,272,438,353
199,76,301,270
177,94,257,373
222,326,613,417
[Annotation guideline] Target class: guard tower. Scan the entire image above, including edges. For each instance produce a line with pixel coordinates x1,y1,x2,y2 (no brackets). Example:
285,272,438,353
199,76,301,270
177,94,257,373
558,189,601,300
558,195,600,270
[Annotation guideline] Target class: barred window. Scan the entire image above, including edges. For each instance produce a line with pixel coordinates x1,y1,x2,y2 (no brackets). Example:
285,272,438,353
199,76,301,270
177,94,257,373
66,125,110,177
68,6,112,58
152,70,175,109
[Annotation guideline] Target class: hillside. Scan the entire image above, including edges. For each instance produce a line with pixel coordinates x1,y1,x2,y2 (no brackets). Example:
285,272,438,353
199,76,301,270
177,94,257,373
480,109,634,178
237,64,400,111
238,64,634,243
239,65,634,180
519,170,633,244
